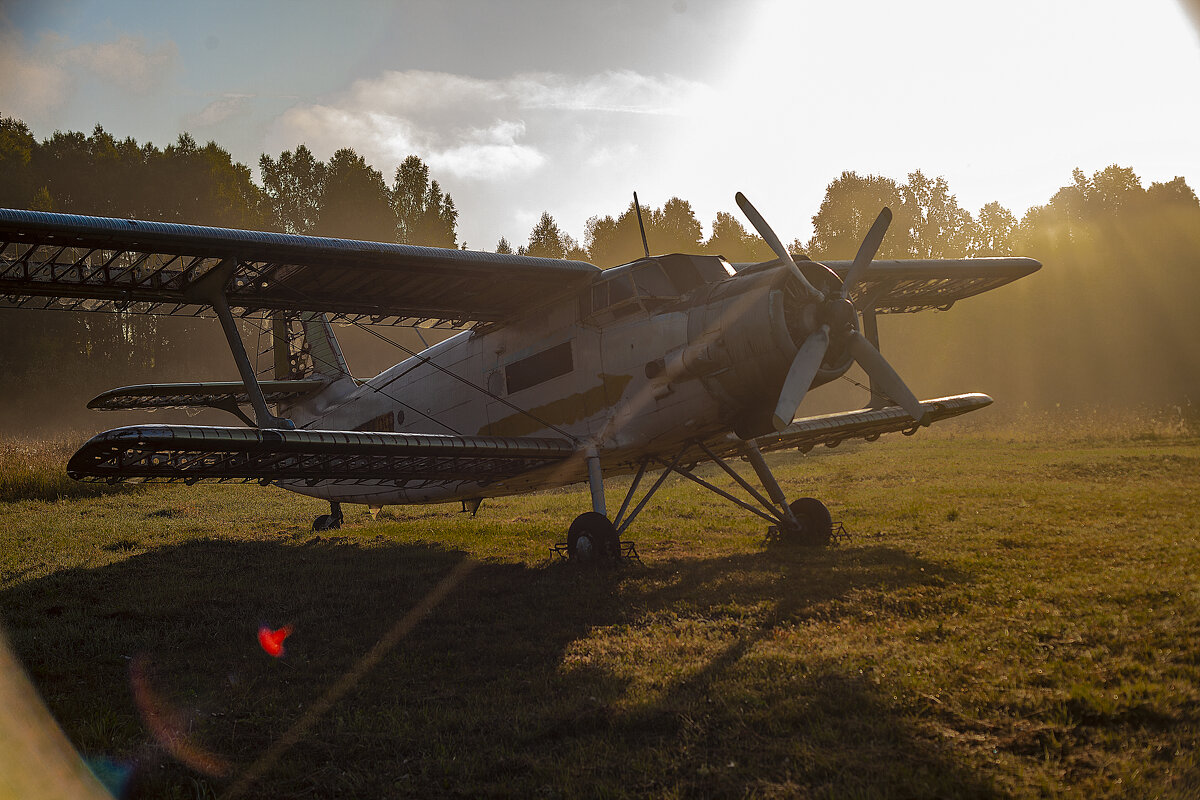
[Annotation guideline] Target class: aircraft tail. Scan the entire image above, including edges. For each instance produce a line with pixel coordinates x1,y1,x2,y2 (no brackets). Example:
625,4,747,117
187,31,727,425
270,312,356,426
272,312,353,383
87,314,354,428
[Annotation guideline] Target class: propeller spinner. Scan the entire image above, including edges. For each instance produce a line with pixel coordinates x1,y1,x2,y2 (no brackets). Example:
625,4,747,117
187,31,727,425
734,193,931,431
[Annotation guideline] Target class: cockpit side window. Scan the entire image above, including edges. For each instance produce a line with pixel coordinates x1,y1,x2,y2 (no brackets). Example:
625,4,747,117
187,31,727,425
579,272,640,318
608,273,635,304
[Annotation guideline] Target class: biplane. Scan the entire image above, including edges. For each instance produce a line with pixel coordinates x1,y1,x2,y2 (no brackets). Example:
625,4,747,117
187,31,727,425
0,194,1039,560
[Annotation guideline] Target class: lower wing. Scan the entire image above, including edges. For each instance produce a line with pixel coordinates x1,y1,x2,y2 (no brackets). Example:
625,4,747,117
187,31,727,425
751,393,991,454
68,425,575,486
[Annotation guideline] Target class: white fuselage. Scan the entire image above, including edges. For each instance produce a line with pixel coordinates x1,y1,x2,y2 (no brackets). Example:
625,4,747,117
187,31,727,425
277,257,837,506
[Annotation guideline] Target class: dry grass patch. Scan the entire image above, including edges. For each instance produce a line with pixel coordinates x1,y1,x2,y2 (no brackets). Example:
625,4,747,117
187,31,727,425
0,437,140,503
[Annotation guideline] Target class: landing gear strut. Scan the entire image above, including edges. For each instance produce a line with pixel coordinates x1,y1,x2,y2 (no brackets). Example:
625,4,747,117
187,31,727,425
601,439,840,550
560,450,625,564
313,501,343,532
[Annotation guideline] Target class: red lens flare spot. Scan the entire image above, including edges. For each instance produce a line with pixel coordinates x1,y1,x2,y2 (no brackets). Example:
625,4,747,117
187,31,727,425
257,624,293,657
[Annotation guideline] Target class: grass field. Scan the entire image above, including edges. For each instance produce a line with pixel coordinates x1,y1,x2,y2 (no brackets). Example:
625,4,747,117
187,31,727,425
1,419,1198,798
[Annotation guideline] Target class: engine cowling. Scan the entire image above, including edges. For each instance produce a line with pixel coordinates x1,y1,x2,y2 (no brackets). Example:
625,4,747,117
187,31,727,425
651,262,853,438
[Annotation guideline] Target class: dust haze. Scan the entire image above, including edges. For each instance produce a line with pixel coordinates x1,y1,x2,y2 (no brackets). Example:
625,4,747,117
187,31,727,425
1,114,1197,437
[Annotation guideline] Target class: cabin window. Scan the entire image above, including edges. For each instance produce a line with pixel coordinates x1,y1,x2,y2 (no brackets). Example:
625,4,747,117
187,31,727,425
505,342,573,394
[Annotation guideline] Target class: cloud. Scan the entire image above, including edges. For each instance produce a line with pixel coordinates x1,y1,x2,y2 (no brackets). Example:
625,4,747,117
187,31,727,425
334,69,705,117
67,35,177,93
510,71,708,114
184,94,253,128
0,24,176,120
582,142,641,170
427,120,546,181
266,69,708,182
0,28,72,116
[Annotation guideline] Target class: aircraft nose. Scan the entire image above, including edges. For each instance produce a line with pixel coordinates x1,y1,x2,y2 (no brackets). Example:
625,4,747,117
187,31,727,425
827,297,858,335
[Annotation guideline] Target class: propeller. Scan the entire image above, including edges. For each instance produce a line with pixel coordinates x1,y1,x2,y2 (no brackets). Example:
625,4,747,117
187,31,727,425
845,330,927,425
737,196,930,431
842,207,892,300
772,324,829,431
735,192,824,301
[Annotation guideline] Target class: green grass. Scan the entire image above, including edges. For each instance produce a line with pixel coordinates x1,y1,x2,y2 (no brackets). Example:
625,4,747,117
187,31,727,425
1,424,1199,798
0,438,141,503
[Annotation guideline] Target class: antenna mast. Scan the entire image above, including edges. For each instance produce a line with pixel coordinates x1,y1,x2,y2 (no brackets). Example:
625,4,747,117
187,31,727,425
633,191,650,258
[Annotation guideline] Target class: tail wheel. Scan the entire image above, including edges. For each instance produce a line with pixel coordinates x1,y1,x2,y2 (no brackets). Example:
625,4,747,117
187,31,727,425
567,512,620,563
787,497,833,546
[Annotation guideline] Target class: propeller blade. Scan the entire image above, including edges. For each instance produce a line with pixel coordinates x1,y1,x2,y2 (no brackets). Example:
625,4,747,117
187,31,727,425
841,207,892,300
772,325,830,431
735,192,824,301
845,330,931,426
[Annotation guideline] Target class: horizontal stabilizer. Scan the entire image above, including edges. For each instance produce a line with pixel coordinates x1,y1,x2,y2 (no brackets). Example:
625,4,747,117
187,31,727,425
752,393,992,455
88,380,328,411
68,425,575,485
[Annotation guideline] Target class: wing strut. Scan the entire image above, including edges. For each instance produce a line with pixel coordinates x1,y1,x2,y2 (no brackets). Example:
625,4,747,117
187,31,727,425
184,260,294,429
859,307,885,408
855,280,895,409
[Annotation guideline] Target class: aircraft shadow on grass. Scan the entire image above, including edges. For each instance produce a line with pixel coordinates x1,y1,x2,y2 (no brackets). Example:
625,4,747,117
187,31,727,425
1,536,999,798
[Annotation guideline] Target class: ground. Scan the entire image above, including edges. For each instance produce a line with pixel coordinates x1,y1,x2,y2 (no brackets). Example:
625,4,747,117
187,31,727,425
1,418,1198,798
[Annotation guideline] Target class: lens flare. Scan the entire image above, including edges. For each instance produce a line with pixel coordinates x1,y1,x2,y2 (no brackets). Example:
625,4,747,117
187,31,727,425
257,625,293,657
129,656,231,778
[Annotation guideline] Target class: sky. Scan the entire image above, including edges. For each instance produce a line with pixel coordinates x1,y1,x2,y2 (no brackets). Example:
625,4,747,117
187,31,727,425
2,0,1199,252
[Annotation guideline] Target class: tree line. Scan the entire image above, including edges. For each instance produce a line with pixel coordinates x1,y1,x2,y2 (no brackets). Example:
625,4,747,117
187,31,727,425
10,114,1192,268
1,113,1198,432
0,115,1050,265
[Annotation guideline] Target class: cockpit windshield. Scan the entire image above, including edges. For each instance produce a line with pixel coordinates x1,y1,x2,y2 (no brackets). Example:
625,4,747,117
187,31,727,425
579,254,735,319
630,262,674,298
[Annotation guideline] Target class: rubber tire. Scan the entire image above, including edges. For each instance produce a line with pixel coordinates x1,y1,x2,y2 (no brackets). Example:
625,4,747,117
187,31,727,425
787,497,833,546
567,512,620,563
313,514,341,532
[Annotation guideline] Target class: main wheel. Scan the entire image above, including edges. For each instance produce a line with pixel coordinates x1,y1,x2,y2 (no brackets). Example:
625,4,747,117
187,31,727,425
567,512,620,563
313,513,341,532
785,497,833,546
313,503,343,532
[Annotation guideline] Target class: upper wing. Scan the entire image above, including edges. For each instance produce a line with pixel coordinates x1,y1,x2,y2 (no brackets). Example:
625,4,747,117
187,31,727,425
735,256,1041,312
0,208,600,326
751,393,992,455
68,424,576,486
822,258,1041,313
